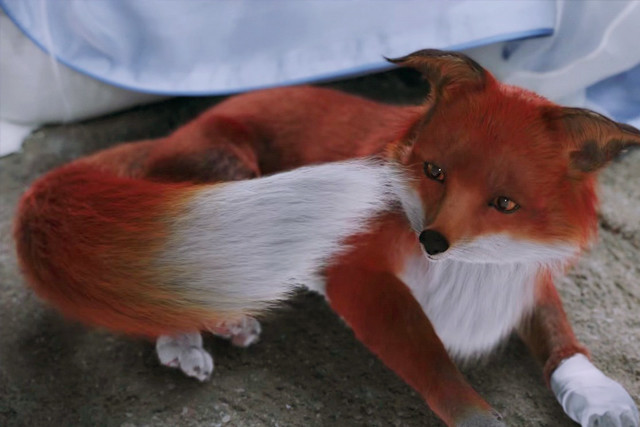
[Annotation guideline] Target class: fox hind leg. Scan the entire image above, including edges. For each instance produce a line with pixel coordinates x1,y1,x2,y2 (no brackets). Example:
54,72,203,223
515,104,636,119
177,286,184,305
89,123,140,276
156,332,214,382
150,117,263,380
145,115,261,184
154,317,261,381
208,316,262,348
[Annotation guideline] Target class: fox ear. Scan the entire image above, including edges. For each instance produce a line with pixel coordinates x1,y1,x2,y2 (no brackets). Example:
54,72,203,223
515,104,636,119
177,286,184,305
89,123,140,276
384,50,489,163
550,107,640,173
386,49,487,93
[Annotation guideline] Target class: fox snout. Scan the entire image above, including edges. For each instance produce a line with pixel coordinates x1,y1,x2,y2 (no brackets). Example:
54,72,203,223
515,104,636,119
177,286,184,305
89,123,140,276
419,229,449,255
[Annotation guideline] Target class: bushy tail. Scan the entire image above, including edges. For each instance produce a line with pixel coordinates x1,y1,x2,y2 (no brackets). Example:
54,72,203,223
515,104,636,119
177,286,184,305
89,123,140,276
15,159,413,336
15,163,199,336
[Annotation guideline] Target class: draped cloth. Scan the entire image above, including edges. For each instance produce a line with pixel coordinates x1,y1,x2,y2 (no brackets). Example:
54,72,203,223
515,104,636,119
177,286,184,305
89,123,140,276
1,0,638,156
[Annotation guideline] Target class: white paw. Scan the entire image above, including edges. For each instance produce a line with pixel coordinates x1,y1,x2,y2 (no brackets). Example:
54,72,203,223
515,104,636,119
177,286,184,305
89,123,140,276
551,354,639,427
208,316,261,348
156,333,214,382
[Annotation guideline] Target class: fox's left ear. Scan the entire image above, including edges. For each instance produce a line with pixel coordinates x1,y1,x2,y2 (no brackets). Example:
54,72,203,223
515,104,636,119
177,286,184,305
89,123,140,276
385,49,492,162
386,49,488,95
549,107,640,173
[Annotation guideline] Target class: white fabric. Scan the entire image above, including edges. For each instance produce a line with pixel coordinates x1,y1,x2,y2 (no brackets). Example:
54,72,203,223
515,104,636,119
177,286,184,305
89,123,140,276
550,354,639,427
0,12,166,125
0,0,554,95
0,120,35,157
466,0,640,127
0,10,166,156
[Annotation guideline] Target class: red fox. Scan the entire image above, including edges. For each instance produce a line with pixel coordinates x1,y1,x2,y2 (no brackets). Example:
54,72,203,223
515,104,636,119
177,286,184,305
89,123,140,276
14,50,640,427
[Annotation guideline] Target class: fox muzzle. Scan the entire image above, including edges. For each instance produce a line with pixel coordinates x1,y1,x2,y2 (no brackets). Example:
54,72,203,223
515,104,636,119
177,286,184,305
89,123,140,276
419,229,450,255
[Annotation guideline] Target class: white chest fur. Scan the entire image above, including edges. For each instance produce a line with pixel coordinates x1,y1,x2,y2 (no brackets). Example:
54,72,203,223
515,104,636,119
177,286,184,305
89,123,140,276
399,253,541,360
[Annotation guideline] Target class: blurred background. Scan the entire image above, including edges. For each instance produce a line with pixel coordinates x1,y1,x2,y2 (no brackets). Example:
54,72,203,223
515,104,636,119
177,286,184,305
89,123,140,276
1,0,639,156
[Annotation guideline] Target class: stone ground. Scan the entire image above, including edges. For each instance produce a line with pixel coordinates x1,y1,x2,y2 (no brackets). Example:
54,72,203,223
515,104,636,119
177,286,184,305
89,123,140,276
1,69,638,427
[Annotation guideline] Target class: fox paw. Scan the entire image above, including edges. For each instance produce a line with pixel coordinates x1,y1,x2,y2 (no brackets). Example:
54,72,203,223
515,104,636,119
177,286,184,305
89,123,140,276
208,316,261,348
156,333,213,382
551,354,639,427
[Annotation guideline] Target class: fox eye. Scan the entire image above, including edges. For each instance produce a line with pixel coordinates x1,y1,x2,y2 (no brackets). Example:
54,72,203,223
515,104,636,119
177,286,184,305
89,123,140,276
490,196,520,213
424,162,445,183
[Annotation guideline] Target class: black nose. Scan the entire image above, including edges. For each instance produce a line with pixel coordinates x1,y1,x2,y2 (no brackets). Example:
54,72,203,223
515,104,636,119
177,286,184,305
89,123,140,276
419,230,450,255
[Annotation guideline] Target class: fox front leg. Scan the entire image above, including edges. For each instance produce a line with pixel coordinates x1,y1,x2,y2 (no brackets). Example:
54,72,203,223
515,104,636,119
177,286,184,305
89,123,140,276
519,277,639,427
326,266,505,427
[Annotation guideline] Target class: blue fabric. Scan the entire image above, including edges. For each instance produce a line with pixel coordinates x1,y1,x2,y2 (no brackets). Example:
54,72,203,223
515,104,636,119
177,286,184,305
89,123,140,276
587,64,640,129
0,0,555,95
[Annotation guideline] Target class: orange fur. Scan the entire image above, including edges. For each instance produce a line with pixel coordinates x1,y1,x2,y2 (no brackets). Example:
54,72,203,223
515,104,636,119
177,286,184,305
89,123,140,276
15,163,224,336
326,262,493,425
519,274,589,386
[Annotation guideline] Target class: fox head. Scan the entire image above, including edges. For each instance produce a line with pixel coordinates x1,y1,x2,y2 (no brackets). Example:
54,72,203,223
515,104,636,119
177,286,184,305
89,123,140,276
387,50,640,264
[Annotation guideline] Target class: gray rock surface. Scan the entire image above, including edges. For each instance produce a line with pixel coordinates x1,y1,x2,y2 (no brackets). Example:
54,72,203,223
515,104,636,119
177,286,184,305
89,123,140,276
1,70,638,426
